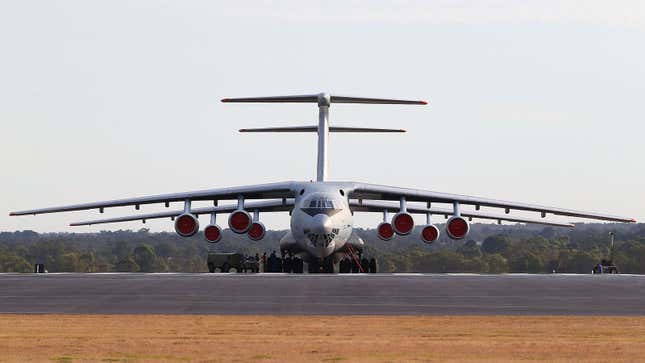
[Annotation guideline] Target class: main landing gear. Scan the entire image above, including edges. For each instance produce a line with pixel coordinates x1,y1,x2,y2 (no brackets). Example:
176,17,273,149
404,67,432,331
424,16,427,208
307,256,378,273
307,257,335,274
338,256,378,273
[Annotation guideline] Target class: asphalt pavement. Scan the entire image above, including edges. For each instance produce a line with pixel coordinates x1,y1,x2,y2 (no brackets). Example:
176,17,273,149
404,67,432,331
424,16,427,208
1,273,644,315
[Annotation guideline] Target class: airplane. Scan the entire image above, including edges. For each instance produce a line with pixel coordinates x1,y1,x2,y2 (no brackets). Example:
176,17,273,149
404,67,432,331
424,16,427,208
10,92,636,273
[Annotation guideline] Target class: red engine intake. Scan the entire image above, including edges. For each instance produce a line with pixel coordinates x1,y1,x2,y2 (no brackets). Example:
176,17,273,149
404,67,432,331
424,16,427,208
392,212,414,235
204,224,222,243
248,222,266,241
446,216,470,240
421,224,440,244
377,222,394,241
174,213,199,237
228,210,251,234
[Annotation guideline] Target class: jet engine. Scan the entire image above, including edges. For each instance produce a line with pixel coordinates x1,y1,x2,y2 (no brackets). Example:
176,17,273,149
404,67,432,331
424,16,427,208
228,210,252,234
248,221,266,241
421,224,440,244
204,224,222,243
446,216,469,240
174,213,199,237
392,212,414,235
377,222,394,241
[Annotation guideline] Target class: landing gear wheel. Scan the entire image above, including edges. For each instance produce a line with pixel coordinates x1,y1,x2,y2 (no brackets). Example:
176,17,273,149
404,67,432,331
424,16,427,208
339,258,350,273
308,259,320,274
222,263,230,273
293,258,304,274
369,258,378,273
322,258,334,274
208,263,215,273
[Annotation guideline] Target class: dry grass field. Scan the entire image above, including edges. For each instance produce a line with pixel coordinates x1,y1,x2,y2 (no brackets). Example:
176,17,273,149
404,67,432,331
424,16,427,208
1,315,644,363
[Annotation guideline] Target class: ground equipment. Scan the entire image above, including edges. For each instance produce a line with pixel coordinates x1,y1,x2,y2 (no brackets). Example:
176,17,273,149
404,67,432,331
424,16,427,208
592,232,619,274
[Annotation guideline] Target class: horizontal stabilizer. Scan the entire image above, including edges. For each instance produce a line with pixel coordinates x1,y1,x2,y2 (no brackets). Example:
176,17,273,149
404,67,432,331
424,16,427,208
330,126,405,132
222,94,318,103
239,126,405,133
222,92,427,105
330,95,426,105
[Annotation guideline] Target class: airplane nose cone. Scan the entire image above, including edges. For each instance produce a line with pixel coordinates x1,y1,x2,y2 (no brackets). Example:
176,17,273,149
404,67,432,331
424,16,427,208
310,214,333,235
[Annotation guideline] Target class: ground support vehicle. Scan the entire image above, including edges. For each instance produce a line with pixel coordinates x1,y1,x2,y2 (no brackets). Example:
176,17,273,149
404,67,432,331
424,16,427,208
592,232,620,274
207,253,244,273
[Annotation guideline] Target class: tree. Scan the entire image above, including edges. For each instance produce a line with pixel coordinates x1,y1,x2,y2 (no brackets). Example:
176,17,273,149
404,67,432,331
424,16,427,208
0,254,32,272
568,251,598,273
457,240,481,258
484,254,509,273
481,235,511,255
115,256,139,272
79,251,98,272
508,251,543,273
155,242,177,258
422,251,466,273
113,241,131,261
540,227,555,239
57,252,81,272
134,244,157,272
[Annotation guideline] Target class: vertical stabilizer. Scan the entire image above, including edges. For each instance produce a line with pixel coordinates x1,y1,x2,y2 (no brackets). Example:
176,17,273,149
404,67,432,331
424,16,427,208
317,103,329,181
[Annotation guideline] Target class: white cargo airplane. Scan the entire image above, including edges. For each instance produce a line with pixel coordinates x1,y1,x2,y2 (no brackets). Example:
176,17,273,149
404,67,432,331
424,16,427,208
10,93,635,272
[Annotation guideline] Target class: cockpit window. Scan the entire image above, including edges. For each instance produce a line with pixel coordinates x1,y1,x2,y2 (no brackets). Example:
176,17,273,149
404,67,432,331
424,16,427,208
309,199,335,208
302,196,342,217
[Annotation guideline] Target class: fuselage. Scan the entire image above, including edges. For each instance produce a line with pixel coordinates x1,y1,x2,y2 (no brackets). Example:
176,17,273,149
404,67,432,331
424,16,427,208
288,182,354,259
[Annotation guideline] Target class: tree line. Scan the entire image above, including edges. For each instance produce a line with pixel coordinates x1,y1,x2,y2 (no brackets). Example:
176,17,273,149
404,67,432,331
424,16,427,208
0,222,643,273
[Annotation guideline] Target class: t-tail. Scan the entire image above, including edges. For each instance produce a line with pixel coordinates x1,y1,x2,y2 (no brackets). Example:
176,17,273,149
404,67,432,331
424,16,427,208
221,92,427,182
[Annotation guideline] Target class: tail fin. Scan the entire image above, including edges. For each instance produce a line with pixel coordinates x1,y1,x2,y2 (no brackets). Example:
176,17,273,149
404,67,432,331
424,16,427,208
222,92,426,181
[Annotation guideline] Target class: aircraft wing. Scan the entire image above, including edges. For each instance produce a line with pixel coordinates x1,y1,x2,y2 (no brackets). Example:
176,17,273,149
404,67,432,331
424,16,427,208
9,181,296,216
69,199,294,226
349,200,574,227
348,183,635,223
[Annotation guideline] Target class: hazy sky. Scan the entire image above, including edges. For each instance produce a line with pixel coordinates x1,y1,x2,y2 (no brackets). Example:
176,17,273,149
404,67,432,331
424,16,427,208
1,0,643,232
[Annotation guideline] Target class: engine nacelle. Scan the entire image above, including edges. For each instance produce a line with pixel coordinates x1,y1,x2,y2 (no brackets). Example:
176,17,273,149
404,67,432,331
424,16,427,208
204,224,222,243
392,212,414,235
174,213,199,237
421,224,440,244
377,222,394,241
228,209,252,234
248,221,266,241
446,216,470,240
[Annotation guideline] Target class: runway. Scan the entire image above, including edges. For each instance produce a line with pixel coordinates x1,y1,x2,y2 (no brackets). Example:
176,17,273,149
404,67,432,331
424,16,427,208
1,273,644,315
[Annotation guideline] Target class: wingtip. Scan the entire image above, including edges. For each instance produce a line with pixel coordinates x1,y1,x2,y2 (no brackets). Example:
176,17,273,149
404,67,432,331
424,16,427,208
420,100,429,105
631,218,637,223
221,98,231,103
9,212,15,216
